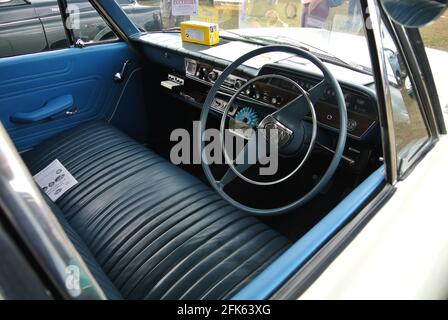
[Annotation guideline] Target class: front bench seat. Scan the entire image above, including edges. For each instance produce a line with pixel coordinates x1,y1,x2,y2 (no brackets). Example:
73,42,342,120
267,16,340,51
23,122,289,299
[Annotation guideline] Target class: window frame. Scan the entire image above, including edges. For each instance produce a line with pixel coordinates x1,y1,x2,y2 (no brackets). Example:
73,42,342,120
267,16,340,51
57,0,123,48
380,18,433,176
87,0,141,41
378,2,441,180
0,0,57,59
57,0,74,46
363,0,440,183
0,0,124,60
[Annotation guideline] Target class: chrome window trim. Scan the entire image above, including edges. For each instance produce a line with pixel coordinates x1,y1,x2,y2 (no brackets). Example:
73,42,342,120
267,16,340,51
363,0,438,183
377,3,439,179
364,0,398,183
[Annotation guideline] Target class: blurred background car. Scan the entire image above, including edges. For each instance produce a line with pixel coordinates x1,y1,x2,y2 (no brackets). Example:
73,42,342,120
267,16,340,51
0,0,162,58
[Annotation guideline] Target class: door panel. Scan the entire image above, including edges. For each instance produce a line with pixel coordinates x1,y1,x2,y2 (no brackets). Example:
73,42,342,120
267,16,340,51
0,42,139,151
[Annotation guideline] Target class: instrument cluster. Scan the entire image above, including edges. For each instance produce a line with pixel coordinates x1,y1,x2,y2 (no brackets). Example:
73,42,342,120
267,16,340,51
184,58,378,140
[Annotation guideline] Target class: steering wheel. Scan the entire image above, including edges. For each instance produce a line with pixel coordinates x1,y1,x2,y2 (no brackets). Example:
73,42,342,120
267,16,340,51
199,45,347,215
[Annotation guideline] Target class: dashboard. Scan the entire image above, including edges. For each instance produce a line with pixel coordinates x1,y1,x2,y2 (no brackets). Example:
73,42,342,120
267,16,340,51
131,33,379,143
129,32,383,172
183,58,378,140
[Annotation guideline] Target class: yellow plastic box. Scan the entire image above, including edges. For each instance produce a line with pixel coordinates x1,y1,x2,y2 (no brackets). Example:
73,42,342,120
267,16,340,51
180,21,219,46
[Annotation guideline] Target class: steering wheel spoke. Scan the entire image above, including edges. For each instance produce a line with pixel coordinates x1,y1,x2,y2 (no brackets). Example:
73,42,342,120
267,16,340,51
308,79,327,104
218,131,266,188
217,132,267,188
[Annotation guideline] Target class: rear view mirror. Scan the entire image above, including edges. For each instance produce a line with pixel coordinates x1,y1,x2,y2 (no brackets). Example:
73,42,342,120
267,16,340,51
381,0,447,28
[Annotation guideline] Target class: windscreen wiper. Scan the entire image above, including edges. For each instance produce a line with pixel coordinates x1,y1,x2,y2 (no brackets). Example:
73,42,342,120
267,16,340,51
216,30,283,47
159,27,181,32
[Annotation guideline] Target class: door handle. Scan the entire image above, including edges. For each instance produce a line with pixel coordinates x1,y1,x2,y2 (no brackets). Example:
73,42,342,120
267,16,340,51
11,95,74,124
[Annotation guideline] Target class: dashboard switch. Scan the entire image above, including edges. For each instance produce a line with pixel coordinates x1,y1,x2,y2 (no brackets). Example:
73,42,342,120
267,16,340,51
208,71,218,82
234,79,244,90
161,80,182,92
347,119,358,132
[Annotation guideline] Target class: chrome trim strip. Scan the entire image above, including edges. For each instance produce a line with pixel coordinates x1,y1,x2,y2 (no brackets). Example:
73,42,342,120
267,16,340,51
364,0,398,183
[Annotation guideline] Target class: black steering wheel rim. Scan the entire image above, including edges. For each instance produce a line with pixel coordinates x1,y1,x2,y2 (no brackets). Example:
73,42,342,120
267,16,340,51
199,45,347,215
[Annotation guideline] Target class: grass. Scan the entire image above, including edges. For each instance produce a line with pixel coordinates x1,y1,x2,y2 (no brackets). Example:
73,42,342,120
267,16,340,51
420,15,448,51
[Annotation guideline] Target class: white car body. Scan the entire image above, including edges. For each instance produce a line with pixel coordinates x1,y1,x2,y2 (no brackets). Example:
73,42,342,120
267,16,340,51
301,131,448,299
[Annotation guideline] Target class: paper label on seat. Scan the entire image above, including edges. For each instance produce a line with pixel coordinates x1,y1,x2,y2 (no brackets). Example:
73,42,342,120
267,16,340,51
33,159,78,202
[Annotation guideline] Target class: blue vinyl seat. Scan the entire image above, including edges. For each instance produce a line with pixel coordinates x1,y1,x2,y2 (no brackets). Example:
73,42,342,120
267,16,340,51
23,122,289,299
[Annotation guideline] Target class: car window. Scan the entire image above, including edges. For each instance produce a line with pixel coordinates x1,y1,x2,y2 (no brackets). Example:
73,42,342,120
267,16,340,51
114,0,162,32
0,0,27,8
380,21,430,175
139,0,366,35
0,0,67,58
121,1,374,74
419,13,448,118
65,0,163,43
66,0,119,43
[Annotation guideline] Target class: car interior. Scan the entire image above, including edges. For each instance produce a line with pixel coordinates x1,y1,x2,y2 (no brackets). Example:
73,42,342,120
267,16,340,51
0,0,399,300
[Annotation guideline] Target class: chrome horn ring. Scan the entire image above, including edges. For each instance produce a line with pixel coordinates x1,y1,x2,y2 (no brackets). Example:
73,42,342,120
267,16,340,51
219,74,317,186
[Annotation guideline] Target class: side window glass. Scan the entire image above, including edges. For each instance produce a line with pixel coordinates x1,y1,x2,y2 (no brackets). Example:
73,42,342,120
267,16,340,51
66,0,118,43
115,0,162,32
0,0,67,58
420,14,448,115
381,22,429,174
65,0,163,43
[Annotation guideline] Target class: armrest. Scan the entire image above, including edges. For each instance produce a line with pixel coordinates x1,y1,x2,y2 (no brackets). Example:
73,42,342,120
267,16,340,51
11,95,74,124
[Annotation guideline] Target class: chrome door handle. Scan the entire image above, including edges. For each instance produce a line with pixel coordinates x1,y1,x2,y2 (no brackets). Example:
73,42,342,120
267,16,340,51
114,60,131,82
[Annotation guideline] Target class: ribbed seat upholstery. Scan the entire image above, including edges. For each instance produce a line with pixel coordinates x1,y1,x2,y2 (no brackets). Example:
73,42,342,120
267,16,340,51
23,122,289,299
